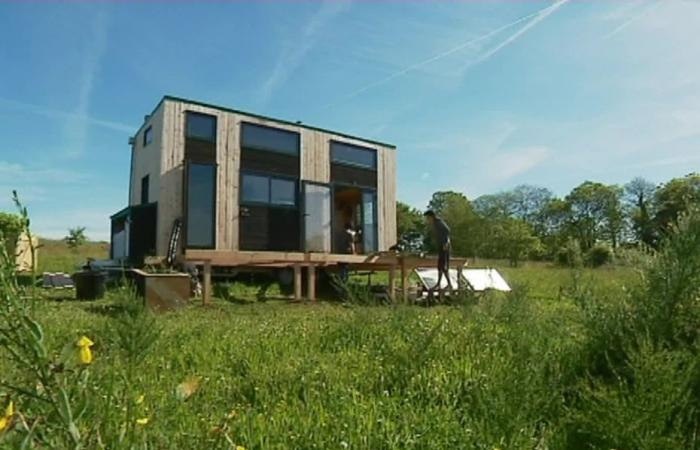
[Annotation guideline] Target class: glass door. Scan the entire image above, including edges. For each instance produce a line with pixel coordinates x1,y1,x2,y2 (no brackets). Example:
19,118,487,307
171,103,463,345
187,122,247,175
303,182,331,252
362,191,377,253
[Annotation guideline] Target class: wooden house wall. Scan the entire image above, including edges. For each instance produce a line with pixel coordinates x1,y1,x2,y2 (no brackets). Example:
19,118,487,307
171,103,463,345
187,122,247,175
129,104,164,207
156,99,397,256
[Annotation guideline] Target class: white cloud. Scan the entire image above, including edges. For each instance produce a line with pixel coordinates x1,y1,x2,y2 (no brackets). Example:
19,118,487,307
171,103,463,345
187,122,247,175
485,146,551,182
63,7,110,157
260,0,351,105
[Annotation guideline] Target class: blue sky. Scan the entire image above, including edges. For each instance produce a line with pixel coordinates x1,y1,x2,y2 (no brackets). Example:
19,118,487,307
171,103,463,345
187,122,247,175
1,0,698,241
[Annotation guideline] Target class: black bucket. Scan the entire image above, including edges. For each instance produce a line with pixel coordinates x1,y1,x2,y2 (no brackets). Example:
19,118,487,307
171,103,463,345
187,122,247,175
72,270,106,300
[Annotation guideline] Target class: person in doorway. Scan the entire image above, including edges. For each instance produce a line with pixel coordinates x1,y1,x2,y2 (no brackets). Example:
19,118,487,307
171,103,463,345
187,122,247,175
338,223,357,282
424,210,454,296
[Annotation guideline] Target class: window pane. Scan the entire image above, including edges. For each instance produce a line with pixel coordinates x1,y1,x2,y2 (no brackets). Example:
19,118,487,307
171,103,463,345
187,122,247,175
140,175,149,205
143,126,153,146
362,191,377,252
187,164,216,248
242,123,299,155
270,178,296,206
242,174,269,203
331,142,376,169
186,112,217,142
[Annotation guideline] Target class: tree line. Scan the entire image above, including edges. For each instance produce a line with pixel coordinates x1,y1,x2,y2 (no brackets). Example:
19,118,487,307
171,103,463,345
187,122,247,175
397,173,700,266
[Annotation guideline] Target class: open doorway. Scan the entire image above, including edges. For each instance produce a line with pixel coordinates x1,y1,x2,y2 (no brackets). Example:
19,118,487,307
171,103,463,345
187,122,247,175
333,186,377,255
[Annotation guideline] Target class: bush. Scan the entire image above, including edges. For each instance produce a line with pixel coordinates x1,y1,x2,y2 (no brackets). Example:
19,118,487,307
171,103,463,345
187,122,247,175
556,239,583,267
585,244,612,267
0,211,25,255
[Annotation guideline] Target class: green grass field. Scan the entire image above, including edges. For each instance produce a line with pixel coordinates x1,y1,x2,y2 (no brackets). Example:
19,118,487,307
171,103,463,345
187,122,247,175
36,239,109,274
2,235,699,449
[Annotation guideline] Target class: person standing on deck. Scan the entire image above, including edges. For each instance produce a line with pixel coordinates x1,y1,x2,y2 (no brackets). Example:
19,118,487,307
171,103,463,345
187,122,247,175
424,210,454,295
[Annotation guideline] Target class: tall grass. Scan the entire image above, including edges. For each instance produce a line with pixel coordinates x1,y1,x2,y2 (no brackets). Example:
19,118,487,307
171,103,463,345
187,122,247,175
2,201,700,448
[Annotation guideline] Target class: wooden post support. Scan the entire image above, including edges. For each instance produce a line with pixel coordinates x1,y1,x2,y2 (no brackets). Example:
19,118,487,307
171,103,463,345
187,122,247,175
388,266,396,303
293,264,302,301
202,260,212,306
307,265,316,301
457,265,464,292
400,256,408,304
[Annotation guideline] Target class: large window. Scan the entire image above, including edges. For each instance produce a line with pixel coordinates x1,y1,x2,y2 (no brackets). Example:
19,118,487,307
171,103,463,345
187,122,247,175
241,173,297,207
186,164,216,248
331,142,377,170
241,123,299,156
186,112,217,142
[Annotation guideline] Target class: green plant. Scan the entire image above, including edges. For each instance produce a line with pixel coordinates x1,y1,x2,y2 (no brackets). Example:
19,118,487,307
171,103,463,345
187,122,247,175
64,227,87,250
585,243,612,267
556,238,583,267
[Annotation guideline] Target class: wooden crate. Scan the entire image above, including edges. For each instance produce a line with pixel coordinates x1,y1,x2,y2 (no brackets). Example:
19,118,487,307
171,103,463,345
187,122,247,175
131,269,190,312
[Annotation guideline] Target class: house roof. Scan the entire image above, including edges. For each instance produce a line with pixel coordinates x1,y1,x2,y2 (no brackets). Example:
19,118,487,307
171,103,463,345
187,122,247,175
133,95,397,150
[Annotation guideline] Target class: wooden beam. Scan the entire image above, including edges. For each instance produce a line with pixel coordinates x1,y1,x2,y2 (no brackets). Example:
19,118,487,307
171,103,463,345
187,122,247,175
388,266,396,303
307,265,316,301
202,260,212,306
293,264,302,301
400,256,408,304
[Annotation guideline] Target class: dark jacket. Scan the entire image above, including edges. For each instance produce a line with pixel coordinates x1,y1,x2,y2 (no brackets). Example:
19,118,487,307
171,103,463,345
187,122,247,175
433,217,451,248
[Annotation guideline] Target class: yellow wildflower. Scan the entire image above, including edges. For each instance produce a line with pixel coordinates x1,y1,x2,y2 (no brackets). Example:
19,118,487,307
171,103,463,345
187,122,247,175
236,446,246,450
136,417,149,426
0,400,13,432
135,395,145,405
77,336,94,365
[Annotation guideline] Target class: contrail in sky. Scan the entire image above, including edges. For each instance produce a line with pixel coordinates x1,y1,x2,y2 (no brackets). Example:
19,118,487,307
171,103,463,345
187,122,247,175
324,0,571,110
602,1,663,40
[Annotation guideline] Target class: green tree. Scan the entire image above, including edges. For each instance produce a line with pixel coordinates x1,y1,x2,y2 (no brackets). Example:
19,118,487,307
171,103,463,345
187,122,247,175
624,177,657,246
565,181,624,251
427,191,480,257
654,173,700,234
395,201,425,251
65,226,87,249
492,218,542,267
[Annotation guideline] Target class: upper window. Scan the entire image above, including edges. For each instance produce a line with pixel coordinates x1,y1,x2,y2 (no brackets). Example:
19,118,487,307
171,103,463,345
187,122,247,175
186,112,217,142
241,123,299,156
143,126,153,146
331,142,377,170
241,173,297,207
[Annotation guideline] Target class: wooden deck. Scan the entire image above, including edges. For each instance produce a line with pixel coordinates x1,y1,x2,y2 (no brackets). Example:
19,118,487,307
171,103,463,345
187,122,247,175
181,250,469,304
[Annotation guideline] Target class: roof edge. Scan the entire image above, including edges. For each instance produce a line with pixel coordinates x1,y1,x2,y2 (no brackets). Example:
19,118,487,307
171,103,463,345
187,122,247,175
162,95,397,149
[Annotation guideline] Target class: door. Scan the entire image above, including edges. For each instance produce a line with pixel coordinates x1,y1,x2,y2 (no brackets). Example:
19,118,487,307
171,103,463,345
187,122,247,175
362,191,377,253
303,182,332,252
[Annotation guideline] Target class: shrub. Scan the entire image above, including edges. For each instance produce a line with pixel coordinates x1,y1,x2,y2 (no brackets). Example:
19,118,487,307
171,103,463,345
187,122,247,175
0,211,25,256
585,244,612,267
556,239,583,267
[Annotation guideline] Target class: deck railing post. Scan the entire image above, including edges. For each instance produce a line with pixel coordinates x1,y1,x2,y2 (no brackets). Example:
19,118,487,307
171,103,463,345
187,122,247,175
202,260,212,306
293,264,302,301
388,266,396,303
307,265,316,301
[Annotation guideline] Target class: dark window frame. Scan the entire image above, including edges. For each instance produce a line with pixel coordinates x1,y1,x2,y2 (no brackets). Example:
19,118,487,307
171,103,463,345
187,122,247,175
143,126,153,146
140,174,150,205
185,111,218,143
240,170,299,209
184,161,217,249
240,122,301,157
330,140,377,170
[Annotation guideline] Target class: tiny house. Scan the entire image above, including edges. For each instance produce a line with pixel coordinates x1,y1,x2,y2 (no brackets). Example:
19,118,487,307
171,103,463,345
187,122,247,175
110,96,397,266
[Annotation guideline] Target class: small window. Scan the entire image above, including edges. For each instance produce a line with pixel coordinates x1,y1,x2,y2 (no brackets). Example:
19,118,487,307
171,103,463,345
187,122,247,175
331,142,377,170
186,112,217,142
242,174,269,204
143,126,153,146
270,178,296,206
241,123,299,156
141,175,149,204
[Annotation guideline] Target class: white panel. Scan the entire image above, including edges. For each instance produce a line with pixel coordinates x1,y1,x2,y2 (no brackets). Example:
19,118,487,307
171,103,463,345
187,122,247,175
304,183,331,252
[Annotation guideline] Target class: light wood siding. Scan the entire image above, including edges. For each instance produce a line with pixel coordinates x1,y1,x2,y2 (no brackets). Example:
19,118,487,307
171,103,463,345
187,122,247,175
130,104,164,206
155,98,397,255
378,146,397,250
